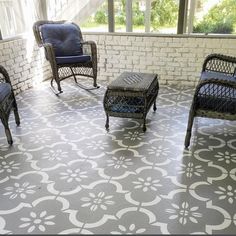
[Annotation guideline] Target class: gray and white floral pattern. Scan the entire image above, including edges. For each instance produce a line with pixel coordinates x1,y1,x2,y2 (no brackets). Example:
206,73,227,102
60,168,88,183
0,81,235,234
214,151,236,164
177,162,205,178
81,192,115,211
19,211,55,233
166,202,202,225
215,185,236,204
111,223,146,234
133,177,162,192
4,182,36,199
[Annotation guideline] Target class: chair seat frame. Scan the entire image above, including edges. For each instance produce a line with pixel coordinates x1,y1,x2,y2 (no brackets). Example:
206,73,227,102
185,54,236,148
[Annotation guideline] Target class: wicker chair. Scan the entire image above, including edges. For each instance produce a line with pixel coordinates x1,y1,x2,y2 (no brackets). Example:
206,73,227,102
185,54,236,148
0,65,20,145
33,20,99,94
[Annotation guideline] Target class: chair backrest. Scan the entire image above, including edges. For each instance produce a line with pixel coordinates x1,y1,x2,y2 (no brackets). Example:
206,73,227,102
33,20,84,57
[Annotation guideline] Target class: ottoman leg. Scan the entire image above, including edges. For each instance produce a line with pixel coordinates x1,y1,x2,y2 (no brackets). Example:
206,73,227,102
143,118,146,132
153,100,157,111
105,114,109,130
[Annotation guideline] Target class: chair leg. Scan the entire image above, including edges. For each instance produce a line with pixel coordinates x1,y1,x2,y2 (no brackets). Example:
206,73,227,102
184,108,195,148
12,100,20,126
50,78,63,95
143,118,146,132
69,66,100,90
13,108,20,126
1,118,13,145
153,99,157,111
5,126,13,145
56,81,63,94
92,65,99,88
93,76,99,88
105,113,109,131
1,115,13,144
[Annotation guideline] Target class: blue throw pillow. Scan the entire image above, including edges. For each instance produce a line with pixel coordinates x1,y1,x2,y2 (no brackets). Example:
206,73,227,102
40,23,83,56
0,83,11,102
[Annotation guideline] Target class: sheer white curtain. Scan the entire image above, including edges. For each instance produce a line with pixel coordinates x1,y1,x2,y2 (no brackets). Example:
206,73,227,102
0,0,46,38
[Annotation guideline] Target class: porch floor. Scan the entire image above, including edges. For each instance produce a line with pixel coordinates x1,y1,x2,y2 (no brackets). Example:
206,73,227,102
0,80,235,234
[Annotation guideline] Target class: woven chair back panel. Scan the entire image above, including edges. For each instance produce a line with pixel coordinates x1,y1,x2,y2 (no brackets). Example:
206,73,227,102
40,23,83,56
206,59,236,75
0,73,5,83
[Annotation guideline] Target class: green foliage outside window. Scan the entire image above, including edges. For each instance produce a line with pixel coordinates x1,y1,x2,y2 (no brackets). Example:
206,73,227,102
92,0,178,30
193,0,236,34
133,2,145,26
94,10,107,24
93,1,108,24
151,0,178,29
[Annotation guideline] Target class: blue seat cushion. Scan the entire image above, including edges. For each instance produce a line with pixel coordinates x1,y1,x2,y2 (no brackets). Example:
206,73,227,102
0,83,11,102
201,71,235,82
197,71,236,114
110,97,144,113
56,55,91,64
40,23,83,56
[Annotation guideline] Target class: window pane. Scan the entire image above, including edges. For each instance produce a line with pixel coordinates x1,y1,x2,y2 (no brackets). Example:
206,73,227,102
0,0,19,38
114,0,179,33
150,0,179,34
115,0,126,32
0,0,39,38
132,0,145,33
193,0,236,34
80,1,108,32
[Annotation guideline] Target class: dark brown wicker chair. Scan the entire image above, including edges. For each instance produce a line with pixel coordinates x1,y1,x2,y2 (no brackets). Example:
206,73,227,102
185,54,236,148
33,20,99,94
0,65,20,145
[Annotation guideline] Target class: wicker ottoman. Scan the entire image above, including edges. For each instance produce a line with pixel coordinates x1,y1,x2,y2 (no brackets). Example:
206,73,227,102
103,72,159,131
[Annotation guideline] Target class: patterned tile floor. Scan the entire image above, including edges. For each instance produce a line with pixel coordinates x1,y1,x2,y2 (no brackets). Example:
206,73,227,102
0,80,236,234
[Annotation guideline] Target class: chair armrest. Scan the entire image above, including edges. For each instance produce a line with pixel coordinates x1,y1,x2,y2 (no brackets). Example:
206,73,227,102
42,43,58,68
0,65,11,85
81,40,97,70
202,53,236,76
81,41,97,58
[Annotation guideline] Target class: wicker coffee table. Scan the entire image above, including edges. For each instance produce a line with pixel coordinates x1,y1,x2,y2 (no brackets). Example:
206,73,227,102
103,72,159,131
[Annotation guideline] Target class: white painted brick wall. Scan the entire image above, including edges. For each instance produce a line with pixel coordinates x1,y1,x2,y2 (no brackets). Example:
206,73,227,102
0,36,51,94
0,34,236,94
84,33,236,87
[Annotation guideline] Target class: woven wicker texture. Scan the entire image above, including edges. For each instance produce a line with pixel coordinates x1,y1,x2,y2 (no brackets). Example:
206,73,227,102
104,72,159,131
108,72,158,91
185,54,236,148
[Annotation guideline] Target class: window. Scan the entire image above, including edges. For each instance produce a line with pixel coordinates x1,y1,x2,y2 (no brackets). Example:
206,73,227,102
80,1,108,32
0,0,235,38
191,0,236,34
0,0,40,38
84,0,179,34
0,0,17,38
150,0,179,34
